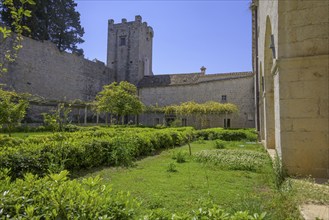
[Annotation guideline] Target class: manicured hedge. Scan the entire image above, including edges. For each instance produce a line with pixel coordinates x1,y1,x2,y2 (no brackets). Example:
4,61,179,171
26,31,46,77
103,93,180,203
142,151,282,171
195,128,257,141
0,127,257,179
0,127,194,179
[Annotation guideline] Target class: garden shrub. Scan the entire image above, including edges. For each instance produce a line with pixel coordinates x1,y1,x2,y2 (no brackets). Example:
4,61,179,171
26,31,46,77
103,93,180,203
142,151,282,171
0,126,257,179
0,168,266,219
195,128,257,141
0,135,24,148
214,140,226,149
0,169,137,219
0,127,193,179
172,151,187,163
195,149,269,172
166,162,177,172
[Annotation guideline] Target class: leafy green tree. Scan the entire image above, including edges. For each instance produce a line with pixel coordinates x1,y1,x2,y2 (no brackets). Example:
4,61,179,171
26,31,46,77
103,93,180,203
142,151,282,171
0,0,34,74
95,81,144,125
0,88,29,135
42,102,72,132
0,0,84,54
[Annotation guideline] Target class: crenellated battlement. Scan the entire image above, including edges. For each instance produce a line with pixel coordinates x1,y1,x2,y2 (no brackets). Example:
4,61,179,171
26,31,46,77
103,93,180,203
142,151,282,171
107,15,153,85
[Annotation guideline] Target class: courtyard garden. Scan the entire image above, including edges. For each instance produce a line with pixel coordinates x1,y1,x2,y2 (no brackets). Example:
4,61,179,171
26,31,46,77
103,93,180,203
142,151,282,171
1,126,328,219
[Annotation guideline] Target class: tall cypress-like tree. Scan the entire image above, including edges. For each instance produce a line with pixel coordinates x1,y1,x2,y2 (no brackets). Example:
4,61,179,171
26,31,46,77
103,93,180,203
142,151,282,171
0,0,84,55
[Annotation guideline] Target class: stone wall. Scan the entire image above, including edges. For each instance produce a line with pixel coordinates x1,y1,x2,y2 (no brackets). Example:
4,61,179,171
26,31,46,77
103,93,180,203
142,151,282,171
1,35,114,102
139,74,255,128
277,55,328,177
255,0,329,178
107,15,153,85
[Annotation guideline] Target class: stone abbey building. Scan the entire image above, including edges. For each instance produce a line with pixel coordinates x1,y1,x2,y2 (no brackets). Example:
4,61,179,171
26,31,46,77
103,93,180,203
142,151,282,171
1,2,328,178
1,15,255,129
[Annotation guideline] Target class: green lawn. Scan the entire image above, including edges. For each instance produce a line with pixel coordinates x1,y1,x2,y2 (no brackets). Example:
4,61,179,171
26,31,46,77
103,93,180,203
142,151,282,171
77,140,301,219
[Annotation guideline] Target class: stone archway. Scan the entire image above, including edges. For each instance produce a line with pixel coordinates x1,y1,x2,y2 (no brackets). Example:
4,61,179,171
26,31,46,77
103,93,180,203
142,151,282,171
263,17,276,149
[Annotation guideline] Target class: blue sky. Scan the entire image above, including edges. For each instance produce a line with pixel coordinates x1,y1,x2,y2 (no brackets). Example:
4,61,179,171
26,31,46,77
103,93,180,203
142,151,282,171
75,0,252,74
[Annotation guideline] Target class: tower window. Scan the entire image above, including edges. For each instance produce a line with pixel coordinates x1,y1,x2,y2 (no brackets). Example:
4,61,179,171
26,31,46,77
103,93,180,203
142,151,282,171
120,36,126,46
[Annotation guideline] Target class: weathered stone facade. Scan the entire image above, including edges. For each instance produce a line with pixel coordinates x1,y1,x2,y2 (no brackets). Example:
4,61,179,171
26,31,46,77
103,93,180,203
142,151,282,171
107,15,153,85
1,36,113,101
138,71,255,128
1,15,255,129
252,0,329,178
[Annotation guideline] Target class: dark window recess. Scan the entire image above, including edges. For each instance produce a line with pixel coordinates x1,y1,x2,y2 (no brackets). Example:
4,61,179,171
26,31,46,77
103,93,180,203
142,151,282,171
165,117,175,126
221,95,227,102
182,118,187,126
130,61,133,64
120,37,126,46
224,118,231,128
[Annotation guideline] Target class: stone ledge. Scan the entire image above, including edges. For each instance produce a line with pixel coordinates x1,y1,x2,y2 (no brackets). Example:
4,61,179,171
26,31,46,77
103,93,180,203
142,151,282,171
300,204,329,220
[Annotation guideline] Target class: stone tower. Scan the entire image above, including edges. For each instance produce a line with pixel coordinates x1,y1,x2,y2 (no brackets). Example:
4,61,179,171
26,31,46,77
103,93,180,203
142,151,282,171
107,15,154,85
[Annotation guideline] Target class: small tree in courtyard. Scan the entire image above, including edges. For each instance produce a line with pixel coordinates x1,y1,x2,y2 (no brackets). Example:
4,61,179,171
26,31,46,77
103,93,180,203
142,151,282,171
0,88,29,135
95,81,144,125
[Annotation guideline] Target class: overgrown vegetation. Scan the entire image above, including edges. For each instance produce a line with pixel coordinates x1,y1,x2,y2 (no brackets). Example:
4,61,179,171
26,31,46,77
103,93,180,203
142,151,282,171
0,169,137,219
0,88,29,136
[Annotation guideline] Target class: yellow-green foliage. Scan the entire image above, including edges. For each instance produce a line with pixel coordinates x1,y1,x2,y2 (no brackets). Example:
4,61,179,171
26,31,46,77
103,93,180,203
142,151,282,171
0,169,136,219
146,101,238,116
0,88,29,135
95,81,144,118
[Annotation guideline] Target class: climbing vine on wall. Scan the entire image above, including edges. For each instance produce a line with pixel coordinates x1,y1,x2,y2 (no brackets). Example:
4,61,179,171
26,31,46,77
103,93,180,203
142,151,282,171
0,0,35,74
